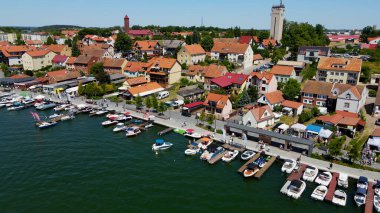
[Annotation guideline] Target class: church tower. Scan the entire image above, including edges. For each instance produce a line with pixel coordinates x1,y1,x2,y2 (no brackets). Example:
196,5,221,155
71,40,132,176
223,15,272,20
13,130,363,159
124,14,130,33
270,1,285,42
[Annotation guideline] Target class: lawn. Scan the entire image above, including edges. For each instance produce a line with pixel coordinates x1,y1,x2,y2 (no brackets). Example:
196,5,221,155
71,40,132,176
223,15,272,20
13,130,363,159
363,61,380,73
279,115,298,125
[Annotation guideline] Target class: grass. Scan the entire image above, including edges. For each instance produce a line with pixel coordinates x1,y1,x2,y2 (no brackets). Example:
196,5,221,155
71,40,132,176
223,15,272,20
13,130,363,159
161,84,180,102
363,61,380,73
279,115,297,125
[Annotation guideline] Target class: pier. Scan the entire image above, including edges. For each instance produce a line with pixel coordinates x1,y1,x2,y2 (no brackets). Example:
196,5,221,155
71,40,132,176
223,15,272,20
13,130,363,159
287,164,307,181
208,150,228,165
325,172,339,202
222,143,245,152
158,127,174,136
254,156,276,179
365,182,375,213
237,153,261,173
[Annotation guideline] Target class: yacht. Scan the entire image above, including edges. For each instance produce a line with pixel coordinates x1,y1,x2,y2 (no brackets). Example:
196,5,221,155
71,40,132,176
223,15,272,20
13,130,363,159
125,126,141,137
36,102,57,110
35,121,58,129
7,105,24,111
243,163,260,178
281,159,297,174
113,123,127,132
184,146,200,156
144,123,154,129
354,187,367,207
374,195,380,212
357,176,369,191
152,139,173,151
49,113,63,119
287,180,306,199
184,129,202,139
222,150,239,163
332,190,347,207
95,109,108,116
337,173,349,188
241,150,255,160
60,115,75,121
311,185,328,201
200,150,211,161
315,172,332,186
101,120,118,127
302,166,319,182
54,104,69,111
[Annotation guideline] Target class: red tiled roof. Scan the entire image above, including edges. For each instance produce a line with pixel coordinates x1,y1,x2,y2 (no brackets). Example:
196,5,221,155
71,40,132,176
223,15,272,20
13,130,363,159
204,93,230,109
124,61,148,72
250,105,275,122
318,57,362,72
134,40,159,51
335,110,359,118
26,49,52,57
269,65,294,76
184,44,206,55
368,36,380,42
46,70,81,82
126,77,147,86
253,54,263,61
317,111,363,127
52,55,68,63
25,40,42,45
281,100,303,109
252,36,259,43
211,42,249,54
66,57,77,65
238,36,252,44
10,74,30,79
372,128,380,137
128,30,152,36
264,91,284,104
211,73,249,88
46,44,66,54
147,57,177,70
262,39,277,47
127,82,163,96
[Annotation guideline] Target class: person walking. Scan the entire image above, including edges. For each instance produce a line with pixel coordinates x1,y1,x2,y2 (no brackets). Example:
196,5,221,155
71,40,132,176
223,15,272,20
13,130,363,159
329,162,333,170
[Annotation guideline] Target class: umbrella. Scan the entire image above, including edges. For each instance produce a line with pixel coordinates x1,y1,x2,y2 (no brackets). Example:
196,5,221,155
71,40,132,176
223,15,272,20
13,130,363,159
186,129,194,133
201,137,210,142
124,111,130,115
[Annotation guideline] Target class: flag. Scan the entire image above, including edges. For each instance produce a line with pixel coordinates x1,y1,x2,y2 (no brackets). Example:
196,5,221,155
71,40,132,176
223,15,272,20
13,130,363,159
243,133,247,147
222,129,226,141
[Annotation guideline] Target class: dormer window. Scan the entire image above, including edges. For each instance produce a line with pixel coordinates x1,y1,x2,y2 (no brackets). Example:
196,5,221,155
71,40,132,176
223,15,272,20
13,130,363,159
346,94,351,99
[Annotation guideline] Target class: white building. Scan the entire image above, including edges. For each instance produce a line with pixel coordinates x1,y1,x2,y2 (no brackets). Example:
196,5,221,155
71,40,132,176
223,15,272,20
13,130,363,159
242,105,275,129
211,42,253,69
270,1,285,42
335,85,368,113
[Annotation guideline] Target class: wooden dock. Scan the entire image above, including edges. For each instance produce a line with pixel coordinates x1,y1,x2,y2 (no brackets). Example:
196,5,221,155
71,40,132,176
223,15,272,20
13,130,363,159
254,156,276,179
325,172,339,202
237,153,261,173
208,150,227,165
158,127,174,136
287,164,307,181
365,182,375,213
222,143,245,152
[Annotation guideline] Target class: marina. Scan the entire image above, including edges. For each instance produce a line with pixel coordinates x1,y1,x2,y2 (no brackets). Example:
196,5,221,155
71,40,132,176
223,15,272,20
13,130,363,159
326,172,339,202
365,182,375,213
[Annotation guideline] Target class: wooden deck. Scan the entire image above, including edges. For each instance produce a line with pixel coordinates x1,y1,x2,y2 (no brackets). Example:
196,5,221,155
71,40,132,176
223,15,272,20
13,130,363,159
158,127,174,136
237,153,261,173
208,150,227,165
325,172,339,202
222,143,245,152
254,156,276,179
287,164,307,181
365,182,375,213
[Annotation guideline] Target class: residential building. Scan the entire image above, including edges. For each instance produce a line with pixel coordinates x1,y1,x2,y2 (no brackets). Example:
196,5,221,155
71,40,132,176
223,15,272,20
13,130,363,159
257,90,284,109
213,38,239,44
177,44,206,66
21,50,56,71
297,46,331,63
82,35,114,46
1,45,33,66
61,30,79,39
25,40,42,48
361,43,379,50
334,84,367,113
368,36,380,45
79,43,114,58
127,30,153,39
259,39,277,49
277,60,305,77
211,42,253,69
146,57,182,86
270,2,285,42
238,36,253,45
53,36,67,45
317,57,362,85
0,32,17,43
327,34,360,44
158,40,185,56
186,64,227,90
253,54,263,65
269,65,296,82
210,72,249,94
203,93,233,120
109,74,126,85
178,85,204,102
52,55,69,67
124,82,164,99
133,40,161,59
21,32,50,43
122,76,148,89
123,61,149,79
45,69,81,84
102,58,128,75
250,71,278,95
73,55,99,74
242,105,275,129
65,57,76,70
281,100,304,115
316,110,365,137
82,48,111,59
46,44,72,57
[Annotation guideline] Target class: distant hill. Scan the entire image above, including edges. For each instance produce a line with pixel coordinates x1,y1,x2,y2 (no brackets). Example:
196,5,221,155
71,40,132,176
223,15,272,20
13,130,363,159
38,25,82,30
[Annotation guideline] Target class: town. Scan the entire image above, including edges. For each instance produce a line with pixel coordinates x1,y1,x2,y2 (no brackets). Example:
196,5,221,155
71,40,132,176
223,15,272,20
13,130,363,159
1,1,380,212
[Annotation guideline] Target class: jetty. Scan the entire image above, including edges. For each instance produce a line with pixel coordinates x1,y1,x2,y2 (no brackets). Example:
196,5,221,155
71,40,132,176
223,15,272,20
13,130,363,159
325,172,339,202
287,164,307,181
222,143,245,152
208,150,228,165
254,156,276,179
365,182,375,213
237,153,261,173
158,127,174,136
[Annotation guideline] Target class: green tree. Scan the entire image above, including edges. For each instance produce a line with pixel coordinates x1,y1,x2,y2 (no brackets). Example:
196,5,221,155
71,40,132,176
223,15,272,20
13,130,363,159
233,27,241,37
24,70,34,76
15,33,25,45
282,79,301,101
258,31,269,43
301,63,317,82
157,101,166,115
199,111,206,124
142,52,148,62
151,95,158,109
145,96,152,109
0,63,10,77
184,97,190,104
46,36,54,45
114,32,132,53
200,35,214,51
71,36,80,57
207,114,216,127
247,86,259,102
180,78,190,87
191,31,201,44
64,39,72,47
185,36,192,45
78,82,84,95
361,66,371,83
135,95,143,109
181,63,189,70
90,62,110,84
328,136,345,158
348,142,361,163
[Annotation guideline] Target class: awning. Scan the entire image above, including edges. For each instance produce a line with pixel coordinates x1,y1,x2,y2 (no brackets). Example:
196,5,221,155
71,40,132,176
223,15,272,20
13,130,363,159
278,124,289,131
306,125,323,134
319,129,333,138
65,86,78,93
368,138,380,147
35,95,46,100
291,123,306,132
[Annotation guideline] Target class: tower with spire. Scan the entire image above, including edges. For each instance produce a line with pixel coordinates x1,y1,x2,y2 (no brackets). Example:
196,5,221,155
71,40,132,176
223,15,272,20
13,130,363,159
270,1,285,43
124,14,130,33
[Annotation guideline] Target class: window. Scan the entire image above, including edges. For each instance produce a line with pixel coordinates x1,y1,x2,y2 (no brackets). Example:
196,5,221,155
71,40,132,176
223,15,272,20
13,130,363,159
304,93,313,98
330,72,334,75
330,79,333,82
339,80,343,83
346,94,351,99
344,103,350,108
261,87,266,91
335,72,339,76
317,95,326,99
340,72,344,76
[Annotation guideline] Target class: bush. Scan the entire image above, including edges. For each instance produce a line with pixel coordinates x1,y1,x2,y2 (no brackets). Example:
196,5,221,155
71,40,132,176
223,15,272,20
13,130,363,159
125,100,134,104
216,129,223,134
298,111,313,123
369,89,377,97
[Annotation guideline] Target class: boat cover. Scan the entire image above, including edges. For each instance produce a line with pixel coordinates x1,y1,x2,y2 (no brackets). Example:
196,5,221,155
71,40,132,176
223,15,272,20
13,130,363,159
376,180,380,188
358,176,368,183
290,180,303,188
319,129,333,138
356,187,367,195
155,139,164,145
247,163,257,170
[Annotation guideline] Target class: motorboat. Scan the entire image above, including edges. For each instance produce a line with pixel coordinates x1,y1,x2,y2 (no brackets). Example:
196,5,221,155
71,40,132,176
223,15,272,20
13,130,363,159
374,195,380,212
35,121,58,129
311,185,328,201
113,123,127,132
123,115,133,121
60,115,75,121
302,166,319,182
132,119,143,124
89,109,99,116
49,113,63,119
357,176,369,191
36,102,57,110
184,129,202,139
338,173,349,188
354,187,367,207
152,139,173,151
173,128,186,135
101,120,119,127
208,147,225,162
315,172,332,186
287,180,306,199
254,156,266,168
125,126,141,137
243,163,260,178
281,159,297,174
54,104,69,111
198,137,212,149
222,150,239,163
200,150,211,161
184,146,200,156
375,180,380,196
241,150,255,160
95,109,108,116
7,105,24,111
332,190,347,207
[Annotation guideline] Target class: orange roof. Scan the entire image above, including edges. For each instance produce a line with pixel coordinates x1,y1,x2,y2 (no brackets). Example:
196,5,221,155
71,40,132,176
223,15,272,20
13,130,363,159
184,44,206,55
134,40,159,51
250,71,274,81
213,38,239,43
103,58,126,68
9,74,30,79
126,77,147,86
46,70,81,82
317,114,344,125
368,36,380,42
124,61,148,72
148,57,177,70
204,93,230,109
253,54,263,61
250,105,275,122
187,64,226,78
264,91,284,104
66,57,77,65
211,42,249,54
335,110,359,118
127,82,163,96
372,128,380,137
25,40,42,45
262,39,277,47
46,44,66,53
2,45,32,57
269,65,294,76
281,100,303,109
0,41,9,46
317,57,362,72
26,49,52,57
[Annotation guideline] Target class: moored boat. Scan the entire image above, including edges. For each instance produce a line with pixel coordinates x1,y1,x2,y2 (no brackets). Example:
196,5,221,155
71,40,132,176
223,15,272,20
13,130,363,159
102,120,119,127
243,163,260,178
222,150,239,163
337,173,349,188
184,129,202,139
287,179,306,199
302,166,318,182
375,180,380,196
332,189,347,207
125,126,141,137
152,139,173,151
113,123,127,132
35,121,58,129
184,146,200,156
241,150,255,161
374,195,380,212
311,185,328,201
281,159,297,174
36,102,57,110
315,171,332,186
357,176,369,190
198,137,212,149
354,187,367,207
60,115,75,121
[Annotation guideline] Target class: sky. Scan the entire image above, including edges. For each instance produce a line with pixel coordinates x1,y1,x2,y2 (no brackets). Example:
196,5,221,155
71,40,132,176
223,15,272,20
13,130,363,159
0,0,379,30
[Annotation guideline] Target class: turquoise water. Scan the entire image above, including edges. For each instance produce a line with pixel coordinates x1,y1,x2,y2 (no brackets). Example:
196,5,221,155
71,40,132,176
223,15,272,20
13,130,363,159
0,109,362,212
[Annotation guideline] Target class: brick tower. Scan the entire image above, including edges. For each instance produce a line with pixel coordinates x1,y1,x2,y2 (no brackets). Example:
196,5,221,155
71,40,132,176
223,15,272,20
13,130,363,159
124,14,129,33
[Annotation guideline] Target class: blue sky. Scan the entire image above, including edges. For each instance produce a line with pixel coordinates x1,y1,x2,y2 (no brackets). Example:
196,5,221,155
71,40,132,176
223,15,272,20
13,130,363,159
0,0,378,29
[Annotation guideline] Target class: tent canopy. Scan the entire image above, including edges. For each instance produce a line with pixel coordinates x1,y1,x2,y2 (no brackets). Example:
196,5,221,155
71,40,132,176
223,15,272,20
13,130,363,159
306,125,323,134
278,124,289,131
367,138,380,147
319,129,333,138
291,123,306,132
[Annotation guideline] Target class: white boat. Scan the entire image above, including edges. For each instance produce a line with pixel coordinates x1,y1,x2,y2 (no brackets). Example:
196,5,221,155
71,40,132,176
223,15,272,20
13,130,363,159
243,163,260,178
54,104,69,111
113,123,126,132
184,132,202,139
287,180,306,199
332,190,347,207
36,102,57,110
222,150,239,163
302,166,319,182
311,185,328,201
35,121,58,129
96,110,108,116
338,173,349,188
208,147,225,162
281,159,297,174
375,181,380,196
145,123,154,129
184,147,199,155
200,150,211,161
126,126,141,137
102,120,118,127
357,176,369,191
354,187,367,207
49,113,63,119
60,115,75,121
0,103,5,108
241,150,255,160
152,139,173,151
315,172,332,186
374,195,380,212
198,137,212,150
7,106,24,111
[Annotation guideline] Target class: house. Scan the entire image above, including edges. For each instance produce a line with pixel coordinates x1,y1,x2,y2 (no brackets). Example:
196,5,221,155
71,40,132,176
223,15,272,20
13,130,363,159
277,60,306,77
297,46,331,63
21,50,56,71
281,100,304,115
178,85,205,102
53,36,67,45
102,58,128,75
317,57,362,85
253,54,263,65
123,82,164,99
61,30,79,39
1,45,33,66
25,40,42,48
158,40,185,56
257,90,284,109
146,57,182,86
65,57,76,70
127,29,153,39
82,49,111,59
210,73,249,94
186,64,227,90
0,33,17,43
367,128,380,151
109,74,126,85
177,44,206,66
250,71,278,95
211,42,253,69
73,55,99,75
45,69,81,84
203,93,233,120
123,61,149,79
52,55,69,67
21,32,49,43
46,44,72,57
334,84,367,113
242,105,275,129
327,34,360,44
259,39,277,49
316,110,365,137
122,76,148,89
368,36,380,45
269,65,296,83
83,35,114,46
79,43,114,57
238,36,253,45
133,41,160,59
